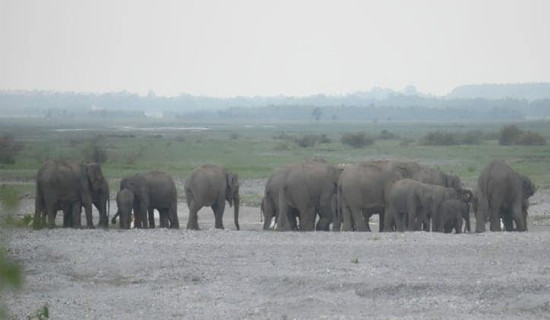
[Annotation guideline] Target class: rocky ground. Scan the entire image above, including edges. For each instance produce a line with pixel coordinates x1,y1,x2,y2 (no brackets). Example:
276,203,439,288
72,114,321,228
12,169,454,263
2,184,550,319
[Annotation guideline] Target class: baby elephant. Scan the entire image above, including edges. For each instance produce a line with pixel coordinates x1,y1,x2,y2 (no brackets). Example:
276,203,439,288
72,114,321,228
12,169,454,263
433,199,470,233
113,189,135,229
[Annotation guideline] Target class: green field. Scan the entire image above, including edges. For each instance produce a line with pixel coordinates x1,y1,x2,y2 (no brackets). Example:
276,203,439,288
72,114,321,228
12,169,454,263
1,117,549,195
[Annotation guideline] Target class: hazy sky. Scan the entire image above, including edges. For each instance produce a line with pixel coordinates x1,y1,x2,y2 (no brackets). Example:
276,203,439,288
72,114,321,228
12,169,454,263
1,0,549,97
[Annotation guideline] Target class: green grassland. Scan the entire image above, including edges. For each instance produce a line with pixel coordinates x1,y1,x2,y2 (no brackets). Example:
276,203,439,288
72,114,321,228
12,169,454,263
1,118,549,193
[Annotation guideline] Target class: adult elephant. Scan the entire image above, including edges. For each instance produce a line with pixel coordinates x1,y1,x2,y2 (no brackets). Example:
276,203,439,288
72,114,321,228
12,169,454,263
475,159,535,232
338,161,418,232
34,160,109,229
185,165,239,230
433,198,470,233
384,179,473,232
117,171,179,229
261,168,299,230
277,160,339,231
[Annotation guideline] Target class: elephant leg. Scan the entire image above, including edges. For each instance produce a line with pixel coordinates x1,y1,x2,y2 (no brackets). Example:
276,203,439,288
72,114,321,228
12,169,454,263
394,211,406,232
349,207,367,232
489,206,501,232
46,202,57,229
475,196,489,233
299,207,316,231
159,209,169,228
169,204,179,229
212,200,225,229
277,195,292,231
186,199,200,230
316,205,332,231
383,207,395,232
378,209,385,232
501,210,514,231
71,202,82,229
511,202,526,231
341,204,354,231
148,208,155,229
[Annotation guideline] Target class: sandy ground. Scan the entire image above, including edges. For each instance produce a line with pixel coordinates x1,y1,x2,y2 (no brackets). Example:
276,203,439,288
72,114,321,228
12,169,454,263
2,184,550,319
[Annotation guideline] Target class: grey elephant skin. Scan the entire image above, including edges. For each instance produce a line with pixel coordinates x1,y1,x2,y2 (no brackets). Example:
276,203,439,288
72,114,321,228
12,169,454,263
338,161,464,232
117,171,179,229
113,188,135,229
185,165,240,230
475,159,535,232
277,160,339,231
338,161,406,232
34,160,109,229
433,198,470,233
261,168,299,230
384,179,472,232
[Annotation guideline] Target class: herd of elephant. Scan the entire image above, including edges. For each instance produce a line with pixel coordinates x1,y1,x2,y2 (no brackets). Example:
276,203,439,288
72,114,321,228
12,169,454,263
33,158,535,233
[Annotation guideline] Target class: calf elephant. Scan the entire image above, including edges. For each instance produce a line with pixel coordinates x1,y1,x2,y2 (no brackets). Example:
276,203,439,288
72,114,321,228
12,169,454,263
116,171,179,229
277,160,339,231
112,188,135,229
433,198,470,233
34,160,109,229
185,165,240,230
384,179,472,232
475,159,535,232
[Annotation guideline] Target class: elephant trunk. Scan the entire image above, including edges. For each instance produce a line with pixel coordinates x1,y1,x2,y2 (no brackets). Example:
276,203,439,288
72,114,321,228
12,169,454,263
234,196,240,231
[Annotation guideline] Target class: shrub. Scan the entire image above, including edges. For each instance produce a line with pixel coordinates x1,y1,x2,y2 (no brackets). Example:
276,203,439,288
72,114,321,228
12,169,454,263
421,131,459,146
499,125,522,145
0,134,23,164
460,130,483,145
294,135,319,148
516,131,547,145
341,132,375,148
378,130,399,140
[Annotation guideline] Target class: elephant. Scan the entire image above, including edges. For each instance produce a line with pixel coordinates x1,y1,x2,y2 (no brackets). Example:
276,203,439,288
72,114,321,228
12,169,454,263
384,179,473,232
277,160,340,231
115,171,179,229
261,168,299,230
338,160,418,232
62,178,110,228
112,188,135,229
34,160,109,229
475,159,535,232
432,198,470,233
338,160,465,232
185,165,240,230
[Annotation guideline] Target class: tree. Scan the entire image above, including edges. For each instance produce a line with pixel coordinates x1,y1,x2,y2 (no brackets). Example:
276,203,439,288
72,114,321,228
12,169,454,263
311,107,322,123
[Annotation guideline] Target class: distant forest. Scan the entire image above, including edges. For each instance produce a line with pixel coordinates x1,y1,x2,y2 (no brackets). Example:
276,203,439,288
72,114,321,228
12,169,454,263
1,83,549,121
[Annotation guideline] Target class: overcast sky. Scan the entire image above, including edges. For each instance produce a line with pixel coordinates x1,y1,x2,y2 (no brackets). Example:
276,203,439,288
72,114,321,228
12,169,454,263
1,0,548,97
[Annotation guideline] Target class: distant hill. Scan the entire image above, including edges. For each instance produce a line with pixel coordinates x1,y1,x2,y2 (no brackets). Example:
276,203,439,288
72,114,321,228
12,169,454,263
448,83,550,101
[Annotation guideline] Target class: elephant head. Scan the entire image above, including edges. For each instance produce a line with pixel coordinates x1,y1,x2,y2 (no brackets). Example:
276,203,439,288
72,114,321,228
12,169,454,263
115,188,135,229
521,175,535,199
445,174,463,190
225,171,240,230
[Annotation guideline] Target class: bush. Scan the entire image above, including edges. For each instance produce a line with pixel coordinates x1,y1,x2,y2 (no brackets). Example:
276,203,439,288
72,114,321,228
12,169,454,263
341,132,375,148
516,131,547,145
421,131,459,146
378,130,399,140
498,125,547,146
294,135,319,148
499,125,522,145
460,130,483,145
0,134,23,164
